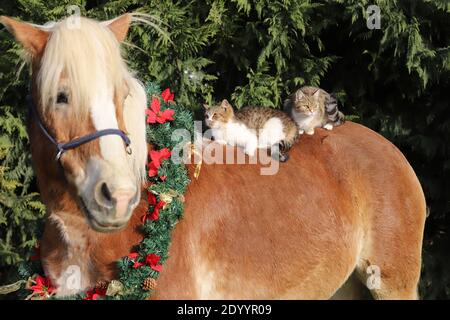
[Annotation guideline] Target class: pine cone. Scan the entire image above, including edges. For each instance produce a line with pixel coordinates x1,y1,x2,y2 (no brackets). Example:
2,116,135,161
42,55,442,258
142,277,157,291
95,280,109,291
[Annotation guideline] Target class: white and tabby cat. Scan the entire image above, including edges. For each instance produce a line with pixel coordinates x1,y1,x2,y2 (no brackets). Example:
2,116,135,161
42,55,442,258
204,99,298,162
284,86,345,135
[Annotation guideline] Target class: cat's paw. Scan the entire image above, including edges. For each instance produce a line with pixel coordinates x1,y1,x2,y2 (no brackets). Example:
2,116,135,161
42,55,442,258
306,129,315,135
299,129,305,135
278,152,289,162
323,123,333,130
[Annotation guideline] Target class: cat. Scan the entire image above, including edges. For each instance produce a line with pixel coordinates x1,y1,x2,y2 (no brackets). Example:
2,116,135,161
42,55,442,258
283,86,345,135
204,99,299,162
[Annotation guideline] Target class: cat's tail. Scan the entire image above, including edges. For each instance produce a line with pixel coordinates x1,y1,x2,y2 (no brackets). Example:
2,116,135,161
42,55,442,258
326,94,345,126
335,111,345,126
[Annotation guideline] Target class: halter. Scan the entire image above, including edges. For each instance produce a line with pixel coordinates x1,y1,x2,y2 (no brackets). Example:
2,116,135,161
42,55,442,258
27,95,132,161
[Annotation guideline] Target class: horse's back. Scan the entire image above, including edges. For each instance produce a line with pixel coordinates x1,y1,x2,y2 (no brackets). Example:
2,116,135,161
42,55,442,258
154,122,426,299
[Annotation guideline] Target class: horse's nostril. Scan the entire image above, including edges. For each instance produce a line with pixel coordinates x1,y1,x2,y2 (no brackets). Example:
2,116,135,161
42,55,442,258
101,183,112,203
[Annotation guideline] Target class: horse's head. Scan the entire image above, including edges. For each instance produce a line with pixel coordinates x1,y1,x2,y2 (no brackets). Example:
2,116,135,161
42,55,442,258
0,14,148,232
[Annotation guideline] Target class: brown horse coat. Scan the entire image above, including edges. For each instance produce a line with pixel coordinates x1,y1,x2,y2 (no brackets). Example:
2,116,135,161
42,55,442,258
152,122,426,299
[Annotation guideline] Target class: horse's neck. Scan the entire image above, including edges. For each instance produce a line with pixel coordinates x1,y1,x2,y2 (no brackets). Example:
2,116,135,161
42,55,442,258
36,160,145,294
37,173,96,294
38,173,93,252
39,174,119,293
31,142,93,250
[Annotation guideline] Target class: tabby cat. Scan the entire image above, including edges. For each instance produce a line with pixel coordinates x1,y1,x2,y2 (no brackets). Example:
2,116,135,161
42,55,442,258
204,99,298,162
284,86,345,135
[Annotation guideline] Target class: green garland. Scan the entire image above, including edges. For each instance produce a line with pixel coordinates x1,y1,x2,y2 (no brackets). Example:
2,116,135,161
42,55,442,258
6,82,193,300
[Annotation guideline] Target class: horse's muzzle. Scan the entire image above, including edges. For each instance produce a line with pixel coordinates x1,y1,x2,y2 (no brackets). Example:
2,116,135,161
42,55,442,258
82,182,139,232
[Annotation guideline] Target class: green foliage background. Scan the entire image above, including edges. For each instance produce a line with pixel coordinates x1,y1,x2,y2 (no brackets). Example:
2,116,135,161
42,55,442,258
0,0,449,299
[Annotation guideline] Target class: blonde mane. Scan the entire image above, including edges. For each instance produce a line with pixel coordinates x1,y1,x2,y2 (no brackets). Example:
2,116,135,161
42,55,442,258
38,17,128,113
36,15,148,182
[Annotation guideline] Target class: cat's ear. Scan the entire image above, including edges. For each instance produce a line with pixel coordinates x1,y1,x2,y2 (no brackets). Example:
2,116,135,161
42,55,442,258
312,89,321,101
221,99,232,109
0,16,49,57
295,90,305,101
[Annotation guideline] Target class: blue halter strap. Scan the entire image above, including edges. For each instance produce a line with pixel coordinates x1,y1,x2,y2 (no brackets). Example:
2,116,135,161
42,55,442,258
27,95,132,161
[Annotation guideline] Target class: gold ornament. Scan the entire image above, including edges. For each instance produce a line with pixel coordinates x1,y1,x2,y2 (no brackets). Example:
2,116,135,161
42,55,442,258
0,279,26,295
159,189,182,204
106,280,124,296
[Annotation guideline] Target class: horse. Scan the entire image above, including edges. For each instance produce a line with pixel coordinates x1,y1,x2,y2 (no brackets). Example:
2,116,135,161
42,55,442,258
0,13,426,299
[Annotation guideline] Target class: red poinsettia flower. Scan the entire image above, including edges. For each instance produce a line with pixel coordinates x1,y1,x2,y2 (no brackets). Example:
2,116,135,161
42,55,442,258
127,252,139,260
145,253,163,272
148,148,171,177
150,148,171,168
161,88,175,103
141,193,166,223
148,162,159,177
150,200,166,221
128,251,145,268
128,252,146,268
133,261,145,269
148,191,157,205
146,97,174,124
30,275,55,296
84,287,107,300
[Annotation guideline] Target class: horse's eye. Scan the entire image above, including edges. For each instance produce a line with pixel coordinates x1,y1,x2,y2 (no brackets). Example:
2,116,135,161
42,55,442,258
56,92,68,104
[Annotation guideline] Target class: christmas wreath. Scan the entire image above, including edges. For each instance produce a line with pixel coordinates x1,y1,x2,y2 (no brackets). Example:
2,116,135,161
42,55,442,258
3,82,194,300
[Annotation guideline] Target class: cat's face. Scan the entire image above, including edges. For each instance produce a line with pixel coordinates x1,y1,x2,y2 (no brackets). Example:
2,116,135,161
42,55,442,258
293,87,322,116
204,99,234,128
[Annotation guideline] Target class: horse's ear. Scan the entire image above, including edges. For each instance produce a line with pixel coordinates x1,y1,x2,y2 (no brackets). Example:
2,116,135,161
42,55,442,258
0,16,49,57
105,13,132,43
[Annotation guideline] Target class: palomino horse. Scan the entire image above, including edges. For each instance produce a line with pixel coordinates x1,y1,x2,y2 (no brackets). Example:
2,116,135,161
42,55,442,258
1,14,426,299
